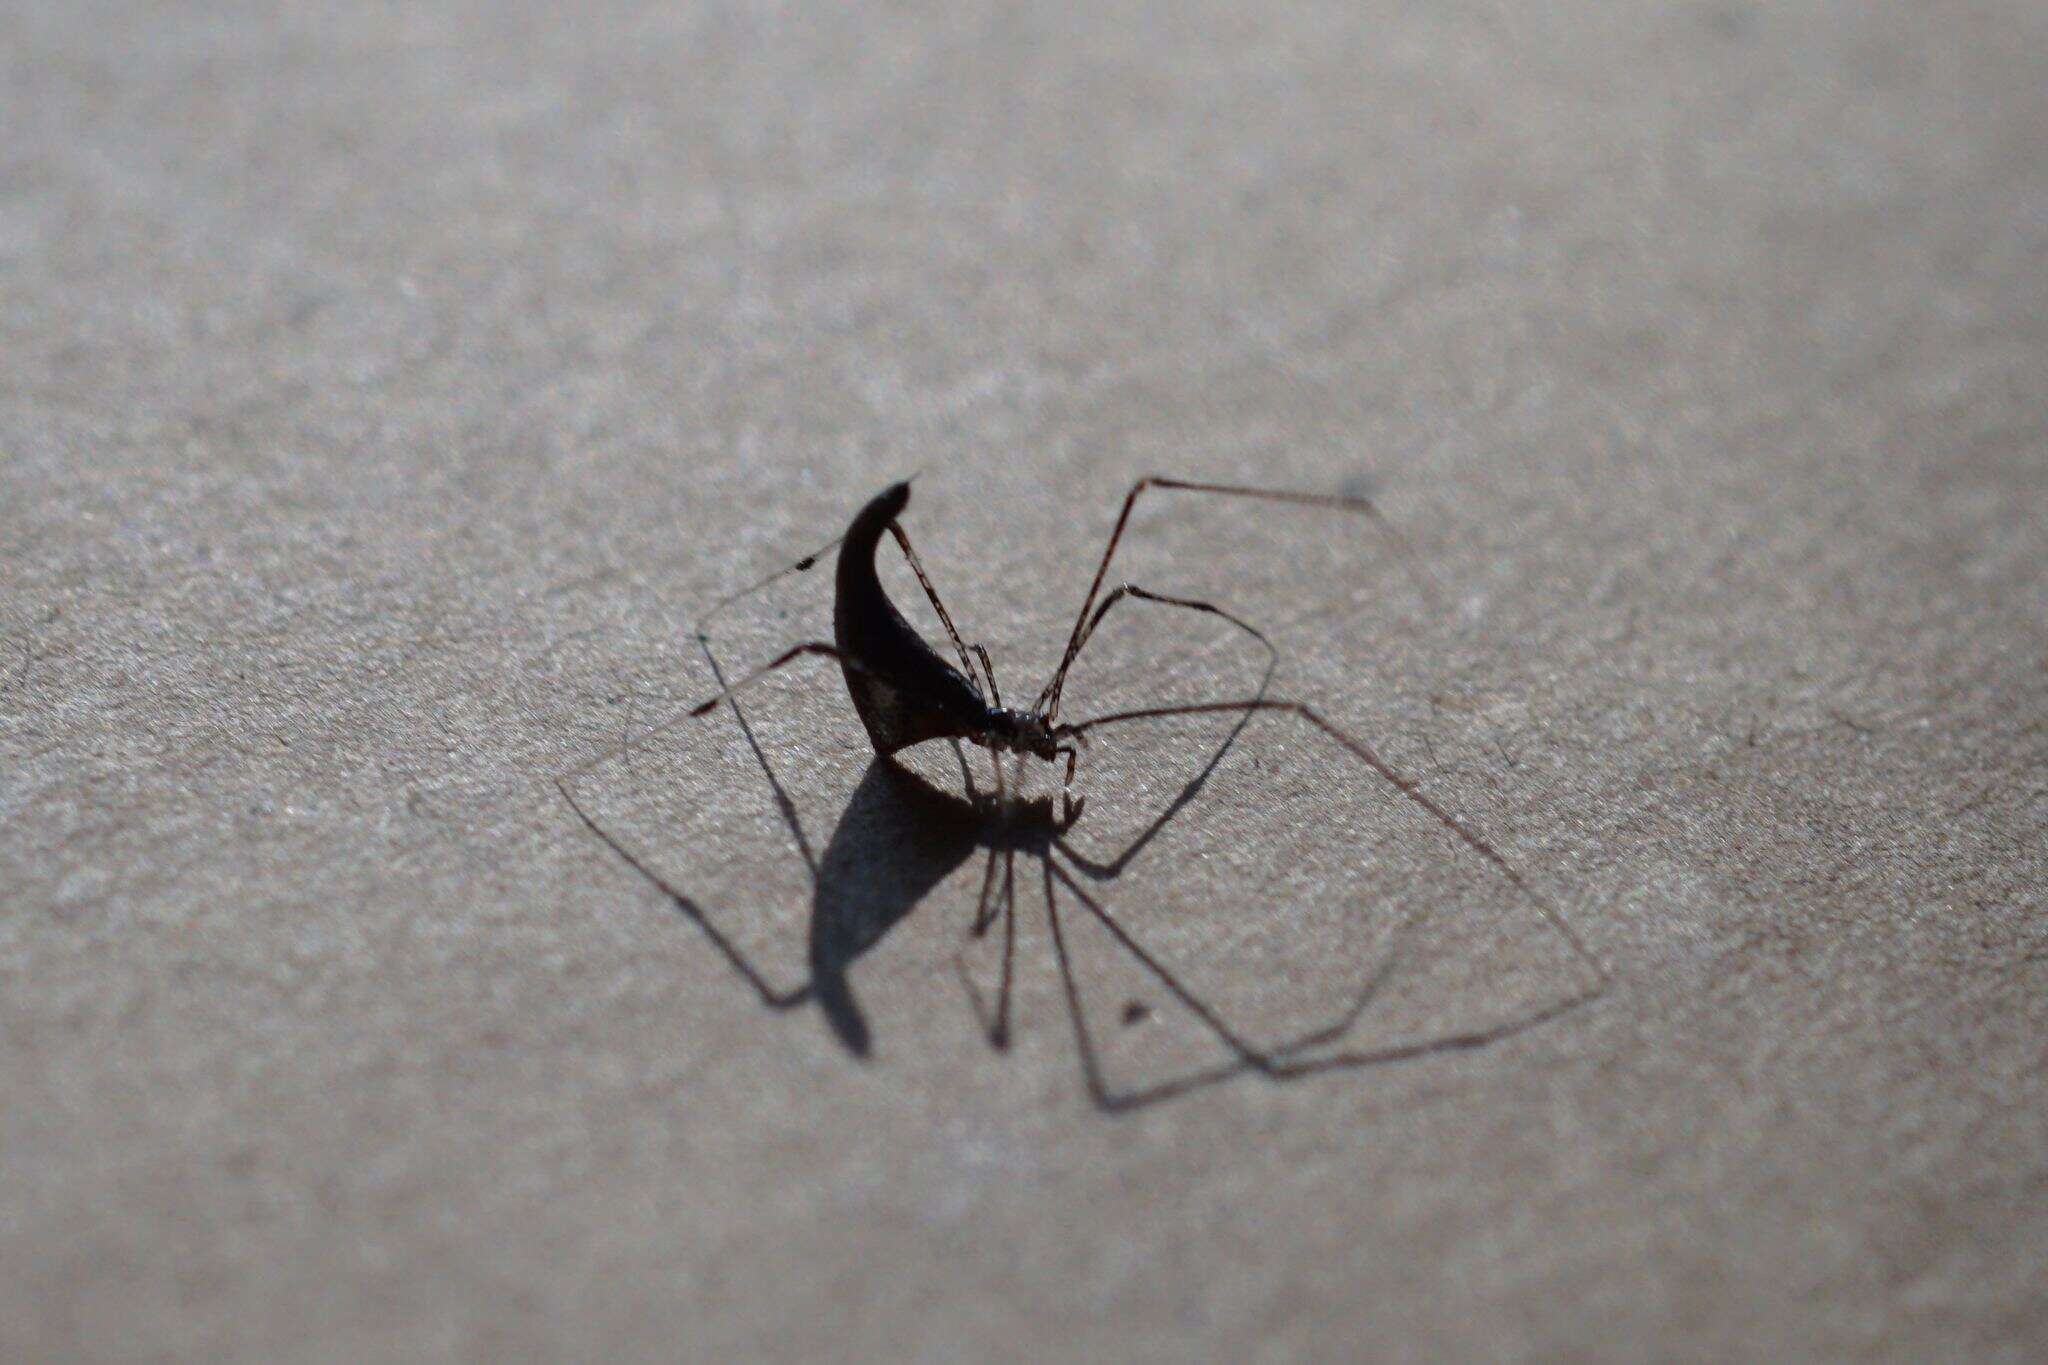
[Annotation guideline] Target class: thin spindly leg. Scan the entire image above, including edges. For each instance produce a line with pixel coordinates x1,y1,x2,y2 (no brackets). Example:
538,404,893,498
1042,581,1277,723
972,645,1008,798
558,641,862,783
1053,656,1279,883
683,642,860,717
554,524,852,998
1034,476,1436,719
972,644,1001,708
887,522,985,700
1053,634,1283,881
567,516,858,780
689,634,823,875
566,486,962,782
693,529,846,635
1067,697,1610,994
1035,579,1276,840
557,505,842,784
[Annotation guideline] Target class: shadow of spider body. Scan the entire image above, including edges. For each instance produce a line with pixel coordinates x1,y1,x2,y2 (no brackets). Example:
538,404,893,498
558,478,1609,1110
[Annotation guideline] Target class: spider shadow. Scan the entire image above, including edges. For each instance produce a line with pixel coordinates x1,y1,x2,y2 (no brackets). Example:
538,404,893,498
712,629,1312,1079
805,754,995,1056
709,685,1571,1113
561,643,1603,1113
772,739,1391,1095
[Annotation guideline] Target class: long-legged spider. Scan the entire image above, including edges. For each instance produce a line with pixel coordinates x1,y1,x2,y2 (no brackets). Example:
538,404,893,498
556,478,1609,1108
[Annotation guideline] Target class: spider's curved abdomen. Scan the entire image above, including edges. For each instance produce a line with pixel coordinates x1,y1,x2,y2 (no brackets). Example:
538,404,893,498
833,483,990,755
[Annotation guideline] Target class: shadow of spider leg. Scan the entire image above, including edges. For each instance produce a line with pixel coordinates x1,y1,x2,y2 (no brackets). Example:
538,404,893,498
555,774,815,1012
552,621,862,1019
952,846,1020,1051
1044,696,1611,1112
1044,842,1446,1112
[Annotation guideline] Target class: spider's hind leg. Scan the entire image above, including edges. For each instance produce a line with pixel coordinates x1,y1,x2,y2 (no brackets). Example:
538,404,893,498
1068,695,1610,997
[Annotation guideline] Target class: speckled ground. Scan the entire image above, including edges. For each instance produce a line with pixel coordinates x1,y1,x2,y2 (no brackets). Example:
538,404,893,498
3,3,2043,1358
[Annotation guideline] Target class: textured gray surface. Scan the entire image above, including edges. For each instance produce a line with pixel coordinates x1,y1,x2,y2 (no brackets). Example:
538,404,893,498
3,2,2045,1359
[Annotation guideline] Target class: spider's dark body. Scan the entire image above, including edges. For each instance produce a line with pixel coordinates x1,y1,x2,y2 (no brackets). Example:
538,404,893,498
832,483,1058,763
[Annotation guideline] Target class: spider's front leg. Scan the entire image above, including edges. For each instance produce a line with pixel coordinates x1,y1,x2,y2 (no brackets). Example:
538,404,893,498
1031,581,1273,864
1052,737,1087,828
1041,583,1275,726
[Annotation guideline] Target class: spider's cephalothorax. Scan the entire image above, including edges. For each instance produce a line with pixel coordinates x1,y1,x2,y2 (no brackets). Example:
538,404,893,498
976,706,1060,762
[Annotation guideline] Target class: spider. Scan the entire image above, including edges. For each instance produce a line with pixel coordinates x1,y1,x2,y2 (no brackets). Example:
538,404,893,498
556,477,1608,1108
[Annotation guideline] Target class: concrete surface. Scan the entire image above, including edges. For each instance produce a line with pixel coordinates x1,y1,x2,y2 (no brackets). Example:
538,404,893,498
3,1,2044,1359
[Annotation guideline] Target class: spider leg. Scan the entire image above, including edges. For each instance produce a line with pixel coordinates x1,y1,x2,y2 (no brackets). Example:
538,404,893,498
888,521,984,700
688,639,867,714
565,478,948,783
1042,581,1275,724
1034,476,1436,719
961,645,1012,797
559,494,843,784
686,473,928,641
554,533,846,997
972,643,1002,708
688,634,825,875
1040,581,1278,866
1066,697,1610,994
556,641,872,783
